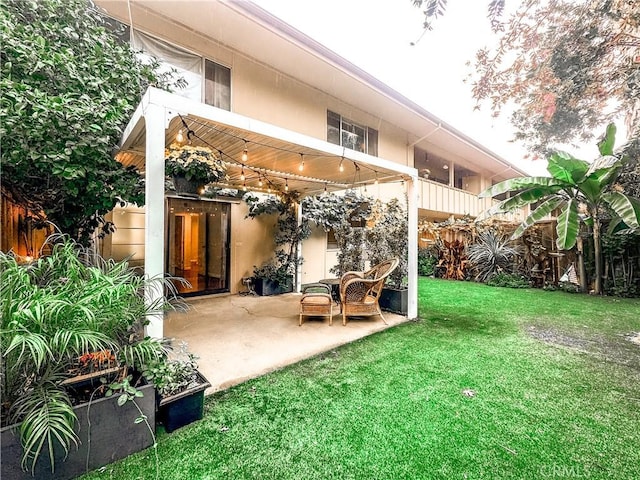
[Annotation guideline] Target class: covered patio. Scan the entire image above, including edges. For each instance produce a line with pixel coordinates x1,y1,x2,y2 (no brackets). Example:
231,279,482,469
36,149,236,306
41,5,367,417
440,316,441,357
117,87,419,338
165,292,409,393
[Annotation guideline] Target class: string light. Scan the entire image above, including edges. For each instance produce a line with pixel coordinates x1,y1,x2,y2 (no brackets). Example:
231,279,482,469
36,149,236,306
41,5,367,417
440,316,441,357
243,181,247,192
175,114,388,193
242,141,248,162
374,172,379,185
324,183,327,194
285,178,289,192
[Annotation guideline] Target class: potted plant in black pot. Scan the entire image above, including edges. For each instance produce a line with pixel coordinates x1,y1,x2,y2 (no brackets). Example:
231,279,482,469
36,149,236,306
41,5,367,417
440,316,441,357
165,142,227,197
367,198,409,314
143,341,211,433
246,192,310,296
0,234,181,480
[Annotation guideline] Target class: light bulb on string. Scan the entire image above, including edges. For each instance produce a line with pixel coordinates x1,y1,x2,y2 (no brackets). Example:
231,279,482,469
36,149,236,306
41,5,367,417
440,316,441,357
240,167,245,181
176,129,184,143
285,178,289,192
242,146,248,162
374,172,379,185
258,175,263,187
298,153,304,172
323,183,327,195
243,181,247,192
339,157,344,172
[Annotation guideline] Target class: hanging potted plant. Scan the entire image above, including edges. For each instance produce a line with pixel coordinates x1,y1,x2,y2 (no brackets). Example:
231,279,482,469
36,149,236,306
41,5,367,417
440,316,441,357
143,342,211,433
165,143,227,197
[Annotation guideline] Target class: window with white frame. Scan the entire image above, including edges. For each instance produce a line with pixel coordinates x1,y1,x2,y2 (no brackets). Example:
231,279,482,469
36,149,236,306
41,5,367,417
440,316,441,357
205,59,231,110
327,111,378,156
103,16,230,110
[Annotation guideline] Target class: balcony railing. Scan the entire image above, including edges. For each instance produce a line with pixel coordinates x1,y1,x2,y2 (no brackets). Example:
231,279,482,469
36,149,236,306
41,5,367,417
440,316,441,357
417,178,526,222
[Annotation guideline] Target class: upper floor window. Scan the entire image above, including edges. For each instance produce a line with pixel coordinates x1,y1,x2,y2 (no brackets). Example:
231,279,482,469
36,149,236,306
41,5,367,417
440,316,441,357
205,59,231,110
103,16,130,44
327,111,378,156
102,22,231,111
414,147,449,185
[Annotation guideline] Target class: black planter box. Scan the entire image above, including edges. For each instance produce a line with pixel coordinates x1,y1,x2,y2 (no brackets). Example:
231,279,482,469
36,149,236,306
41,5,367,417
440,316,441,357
1,381,155,480
253,276,294,296
379,287,408,315
157,371,211,433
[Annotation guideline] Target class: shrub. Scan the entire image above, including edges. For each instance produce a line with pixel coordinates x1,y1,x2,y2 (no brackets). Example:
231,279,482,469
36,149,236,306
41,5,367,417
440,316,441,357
486,272,530,288
467,231,520,282
0,234,180,471
418,247,438,276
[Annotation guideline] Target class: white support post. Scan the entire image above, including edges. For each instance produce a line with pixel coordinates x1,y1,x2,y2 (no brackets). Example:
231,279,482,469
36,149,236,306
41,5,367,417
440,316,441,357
143,104,166,338
407,175,419,320
295,201,303,293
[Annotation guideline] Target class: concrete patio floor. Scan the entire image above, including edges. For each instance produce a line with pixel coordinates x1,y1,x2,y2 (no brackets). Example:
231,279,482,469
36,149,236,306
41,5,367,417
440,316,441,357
164,292,408,394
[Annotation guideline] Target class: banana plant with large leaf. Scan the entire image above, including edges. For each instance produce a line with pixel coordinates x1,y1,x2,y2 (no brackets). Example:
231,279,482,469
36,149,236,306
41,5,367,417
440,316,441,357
478,124,640,295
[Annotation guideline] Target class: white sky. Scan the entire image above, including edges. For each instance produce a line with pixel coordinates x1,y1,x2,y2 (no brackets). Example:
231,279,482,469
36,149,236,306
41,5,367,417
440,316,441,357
253,0,603,177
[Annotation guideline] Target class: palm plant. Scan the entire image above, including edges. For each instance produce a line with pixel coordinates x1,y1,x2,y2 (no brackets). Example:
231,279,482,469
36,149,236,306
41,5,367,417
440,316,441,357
0,234,178,473
479,123,640,294
467,231,520,283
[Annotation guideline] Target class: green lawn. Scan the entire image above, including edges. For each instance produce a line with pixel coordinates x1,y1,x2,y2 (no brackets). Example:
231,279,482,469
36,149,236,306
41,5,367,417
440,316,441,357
82,278,640,479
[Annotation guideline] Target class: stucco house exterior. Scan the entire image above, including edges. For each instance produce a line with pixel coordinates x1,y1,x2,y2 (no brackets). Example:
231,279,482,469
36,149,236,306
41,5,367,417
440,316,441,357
85,0,528,335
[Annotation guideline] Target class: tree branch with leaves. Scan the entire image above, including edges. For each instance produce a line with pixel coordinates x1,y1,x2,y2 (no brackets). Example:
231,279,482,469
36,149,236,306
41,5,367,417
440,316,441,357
1,0,181,244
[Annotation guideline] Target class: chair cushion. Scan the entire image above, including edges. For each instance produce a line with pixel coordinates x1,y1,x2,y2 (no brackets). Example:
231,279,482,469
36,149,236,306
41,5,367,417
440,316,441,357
301,293,332,305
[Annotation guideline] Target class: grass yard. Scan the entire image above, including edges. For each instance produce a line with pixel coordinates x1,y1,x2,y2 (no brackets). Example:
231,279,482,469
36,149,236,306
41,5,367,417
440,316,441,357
82,278,640,479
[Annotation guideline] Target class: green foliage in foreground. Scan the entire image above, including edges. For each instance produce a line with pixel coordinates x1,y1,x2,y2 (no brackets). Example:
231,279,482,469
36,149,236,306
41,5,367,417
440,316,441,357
80,279,640,480
0,0,177,243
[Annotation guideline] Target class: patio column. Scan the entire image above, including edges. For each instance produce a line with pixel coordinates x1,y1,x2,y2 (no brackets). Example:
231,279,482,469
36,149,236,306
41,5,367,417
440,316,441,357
296,201,303,292
407,175,419,320
143,103,166,338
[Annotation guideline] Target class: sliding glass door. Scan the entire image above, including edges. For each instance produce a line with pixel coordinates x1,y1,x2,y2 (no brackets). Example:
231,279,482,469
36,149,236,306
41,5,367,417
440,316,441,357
167,198,230,296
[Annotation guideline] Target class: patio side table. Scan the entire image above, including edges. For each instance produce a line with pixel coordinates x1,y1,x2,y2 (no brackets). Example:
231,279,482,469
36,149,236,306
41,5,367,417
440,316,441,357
319,278,341,306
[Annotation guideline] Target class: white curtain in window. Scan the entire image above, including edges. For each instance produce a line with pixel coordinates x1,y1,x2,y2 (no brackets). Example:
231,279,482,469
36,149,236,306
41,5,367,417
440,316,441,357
132,31,202,101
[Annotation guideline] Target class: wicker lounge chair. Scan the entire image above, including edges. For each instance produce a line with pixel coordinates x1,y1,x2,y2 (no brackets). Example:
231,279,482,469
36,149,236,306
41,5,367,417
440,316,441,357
339,257,399,326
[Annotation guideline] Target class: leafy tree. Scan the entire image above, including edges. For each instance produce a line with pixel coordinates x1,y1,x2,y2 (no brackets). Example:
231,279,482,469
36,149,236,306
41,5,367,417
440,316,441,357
412,0,506,31
367,198,408,289
479,124,640,294
0,0,177,244
245,192,311,286
302,190,373,276
413,0,640,155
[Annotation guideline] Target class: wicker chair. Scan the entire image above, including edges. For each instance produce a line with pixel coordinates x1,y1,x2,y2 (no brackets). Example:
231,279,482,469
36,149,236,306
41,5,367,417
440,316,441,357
339,257,399,326
299,283,333,326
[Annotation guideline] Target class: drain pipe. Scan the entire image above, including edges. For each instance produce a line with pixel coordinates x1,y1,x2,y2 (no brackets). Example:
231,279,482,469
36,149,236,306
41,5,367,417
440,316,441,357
408,123,443,148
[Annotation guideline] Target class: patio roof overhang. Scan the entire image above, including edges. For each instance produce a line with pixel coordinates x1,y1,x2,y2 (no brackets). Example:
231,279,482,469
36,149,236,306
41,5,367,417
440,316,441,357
117,87,419,337
117,88,417,197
